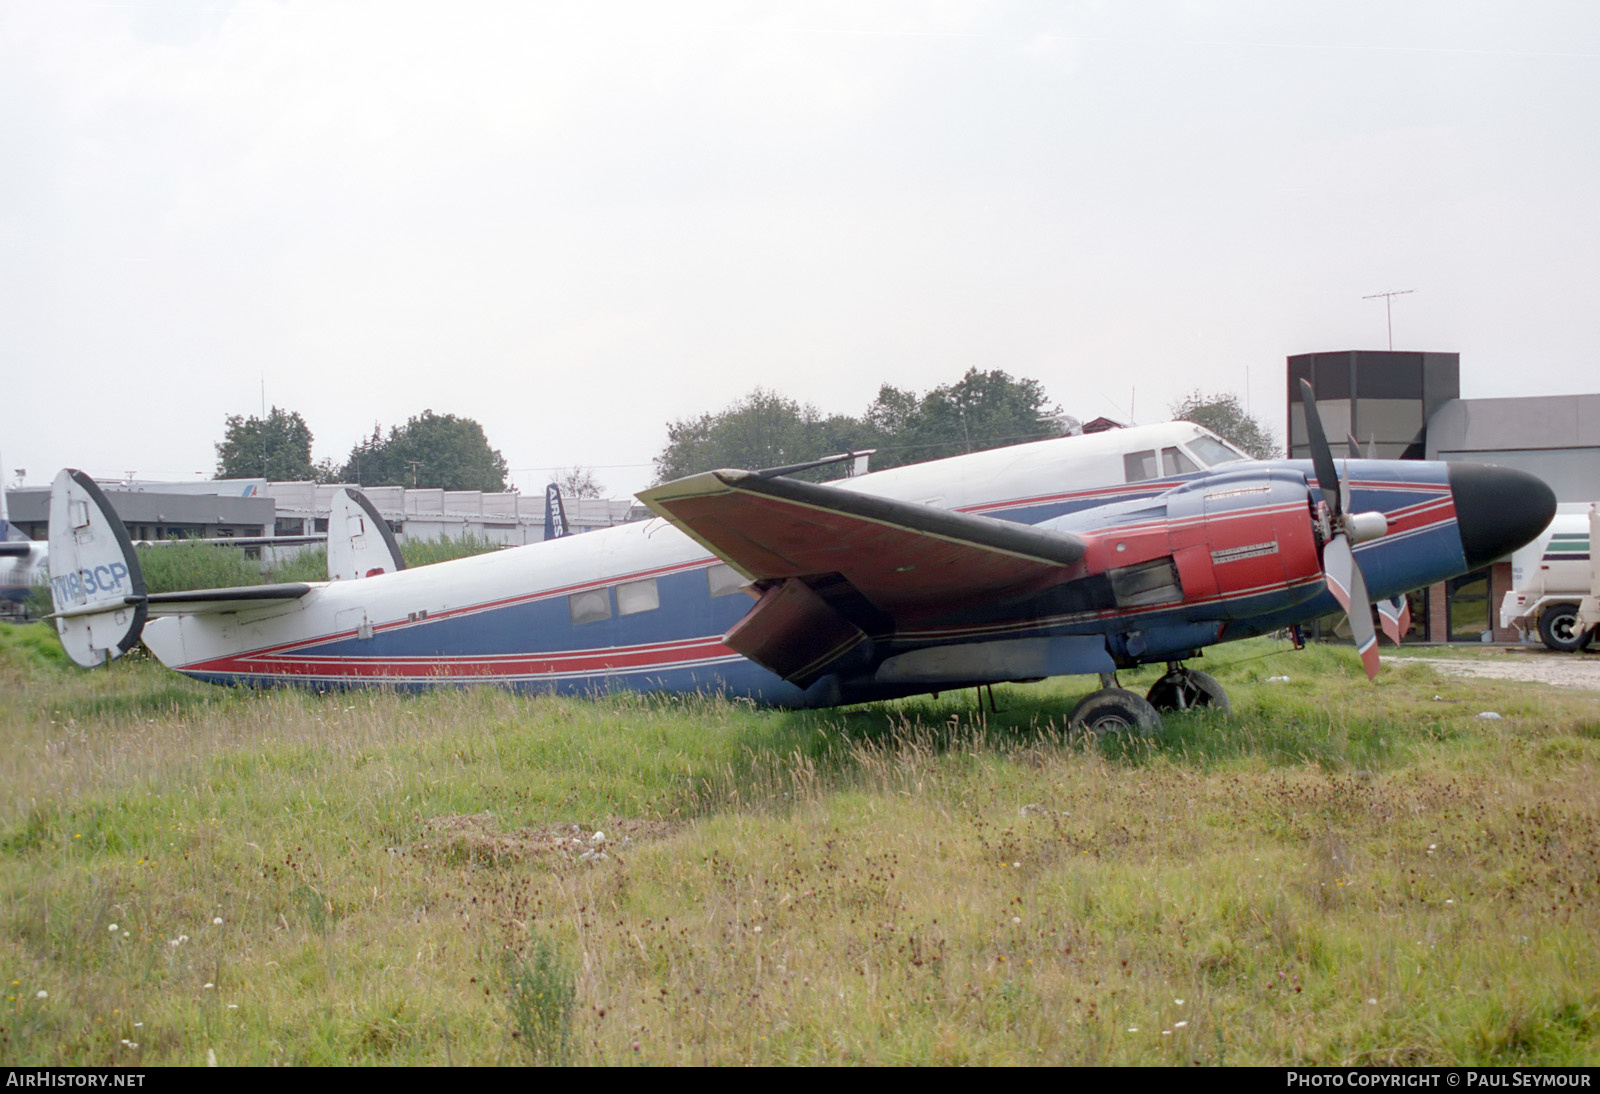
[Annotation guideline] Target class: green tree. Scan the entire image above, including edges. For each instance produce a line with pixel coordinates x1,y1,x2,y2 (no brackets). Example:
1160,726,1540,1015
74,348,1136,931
653,371,1076,482
653,389,875,483
556,466,605,499
1168,390,1279,459
868,368,1074,469
340,410,508,491
215,407,317,481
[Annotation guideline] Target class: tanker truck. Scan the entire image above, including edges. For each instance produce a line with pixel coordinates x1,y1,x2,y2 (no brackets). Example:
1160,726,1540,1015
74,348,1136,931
1499,504,1598,652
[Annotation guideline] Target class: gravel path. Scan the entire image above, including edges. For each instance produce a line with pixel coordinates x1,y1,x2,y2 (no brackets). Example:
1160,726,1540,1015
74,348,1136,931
1394,651,1600,691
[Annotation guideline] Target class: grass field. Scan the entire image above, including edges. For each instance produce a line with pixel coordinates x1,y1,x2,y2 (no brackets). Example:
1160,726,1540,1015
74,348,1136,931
2,622,1598,1065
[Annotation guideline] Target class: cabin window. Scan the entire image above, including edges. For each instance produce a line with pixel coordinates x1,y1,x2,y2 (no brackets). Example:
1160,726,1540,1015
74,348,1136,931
568,587,612,625
707,563,745,598
1162,447,1199,476
617,577,660,616
1123,450,1158,483
1109,557,1183,607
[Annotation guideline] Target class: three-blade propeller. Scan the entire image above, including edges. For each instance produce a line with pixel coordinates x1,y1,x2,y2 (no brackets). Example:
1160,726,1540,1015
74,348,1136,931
1299,379,1406,678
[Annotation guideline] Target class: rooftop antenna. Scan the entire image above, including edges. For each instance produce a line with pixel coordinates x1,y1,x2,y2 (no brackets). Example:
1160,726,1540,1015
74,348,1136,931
1362,289,1415,350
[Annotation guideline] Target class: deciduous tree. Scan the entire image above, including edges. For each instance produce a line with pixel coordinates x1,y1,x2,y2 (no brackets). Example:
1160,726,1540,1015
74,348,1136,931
340,411,508,492
1168,390,1278,459
215,407,317,481
652,370,1076,482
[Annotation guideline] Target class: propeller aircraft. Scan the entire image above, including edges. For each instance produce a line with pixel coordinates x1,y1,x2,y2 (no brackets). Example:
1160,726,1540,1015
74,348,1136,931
43,385,1557,734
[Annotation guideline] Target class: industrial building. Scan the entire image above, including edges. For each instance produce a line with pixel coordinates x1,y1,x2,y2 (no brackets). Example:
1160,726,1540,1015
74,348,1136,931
3,480,642,548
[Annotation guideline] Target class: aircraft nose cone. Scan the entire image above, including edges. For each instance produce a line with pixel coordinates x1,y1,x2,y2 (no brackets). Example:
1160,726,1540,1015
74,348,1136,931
1448,463,1557,571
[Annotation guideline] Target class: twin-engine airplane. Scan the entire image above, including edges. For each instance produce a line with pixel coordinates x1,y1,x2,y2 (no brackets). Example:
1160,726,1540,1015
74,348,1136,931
0,522,49,614
45,386,1556,734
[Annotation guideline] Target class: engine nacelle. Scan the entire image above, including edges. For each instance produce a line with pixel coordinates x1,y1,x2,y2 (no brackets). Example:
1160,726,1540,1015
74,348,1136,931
1159,469,1326,620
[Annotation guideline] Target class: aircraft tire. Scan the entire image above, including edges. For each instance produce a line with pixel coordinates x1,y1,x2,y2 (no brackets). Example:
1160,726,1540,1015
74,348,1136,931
1069,688,1163,737
1538,603,1595,653
1146,668,1231,714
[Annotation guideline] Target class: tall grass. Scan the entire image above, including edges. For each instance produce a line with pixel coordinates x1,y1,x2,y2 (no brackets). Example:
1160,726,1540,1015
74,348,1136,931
82,534,506,597
1,629,1597,1064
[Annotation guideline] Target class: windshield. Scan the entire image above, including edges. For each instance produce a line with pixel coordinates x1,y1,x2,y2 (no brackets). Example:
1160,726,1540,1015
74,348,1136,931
1185,434,1250,467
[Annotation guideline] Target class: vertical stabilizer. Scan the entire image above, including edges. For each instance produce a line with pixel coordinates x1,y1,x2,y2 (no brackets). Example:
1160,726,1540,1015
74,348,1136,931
544,483,570,540
48,469,147,666
327,487,406,581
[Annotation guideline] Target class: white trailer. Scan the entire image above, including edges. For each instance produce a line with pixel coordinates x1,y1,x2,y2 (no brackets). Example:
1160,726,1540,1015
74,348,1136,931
1499,504,1598,651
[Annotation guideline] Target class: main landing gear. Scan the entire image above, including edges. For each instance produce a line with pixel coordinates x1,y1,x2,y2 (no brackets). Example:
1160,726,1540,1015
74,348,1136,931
1067,664,1231,736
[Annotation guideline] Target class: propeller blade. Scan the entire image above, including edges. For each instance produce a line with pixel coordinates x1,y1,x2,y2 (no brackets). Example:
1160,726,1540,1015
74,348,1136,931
1323,535,1355,613
1298,379,1342,518
1378,595,1411,646
1323,534,1381,680
1346,433,1362,460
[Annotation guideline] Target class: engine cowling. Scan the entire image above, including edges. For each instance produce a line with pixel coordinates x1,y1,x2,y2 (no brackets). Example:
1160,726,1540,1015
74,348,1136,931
1101,469,1327,620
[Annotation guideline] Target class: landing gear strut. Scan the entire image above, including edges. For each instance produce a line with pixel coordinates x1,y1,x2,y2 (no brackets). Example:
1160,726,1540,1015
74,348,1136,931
1145,665,1231,715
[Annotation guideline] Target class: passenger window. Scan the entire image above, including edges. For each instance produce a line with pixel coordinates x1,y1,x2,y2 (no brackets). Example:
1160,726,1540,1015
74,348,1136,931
707,563,745,598
568,587,611,625
616,578,660,616
1162,446,1199,476
1123,450,1158,483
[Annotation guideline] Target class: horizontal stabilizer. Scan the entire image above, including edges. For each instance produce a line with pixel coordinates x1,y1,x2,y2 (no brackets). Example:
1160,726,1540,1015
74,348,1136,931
145,583,314,616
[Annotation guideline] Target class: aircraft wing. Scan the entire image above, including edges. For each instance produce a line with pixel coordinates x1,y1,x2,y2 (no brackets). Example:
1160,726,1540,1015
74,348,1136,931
639,470,1089,685
641,469,1086,608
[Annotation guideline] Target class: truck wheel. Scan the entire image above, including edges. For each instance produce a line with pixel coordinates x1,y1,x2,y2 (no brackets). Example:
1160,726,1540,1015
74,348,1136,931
1538,603,1595,652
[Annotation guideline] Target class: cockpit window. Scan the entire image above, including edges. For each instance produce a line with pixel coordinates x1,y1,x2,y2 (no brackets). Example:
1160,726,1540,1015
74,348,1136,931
1123,450,1158,483
1185,435,1250,467
1162,446,1200,476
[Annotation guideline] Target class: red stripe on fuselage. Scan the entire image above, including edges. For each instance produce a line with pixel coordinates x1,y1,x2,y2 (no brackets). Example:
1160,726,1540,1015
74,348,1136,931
181,634,737,680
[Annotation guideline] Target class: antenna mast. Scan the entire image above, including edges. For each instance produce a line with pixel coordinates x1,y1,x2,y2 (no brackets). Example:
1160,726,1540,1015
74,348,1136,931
1362,289,1415,350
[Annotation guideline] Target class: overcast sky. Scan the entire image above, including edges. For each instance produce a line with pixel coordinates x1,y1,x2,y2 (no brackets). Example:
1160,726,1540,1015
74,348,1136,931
3,1,1596,498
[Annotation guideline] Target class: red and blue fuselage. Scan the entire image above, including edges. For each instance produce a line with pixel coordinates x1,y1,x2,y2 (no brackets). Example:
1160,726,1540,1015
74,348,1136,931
142,427,1555,706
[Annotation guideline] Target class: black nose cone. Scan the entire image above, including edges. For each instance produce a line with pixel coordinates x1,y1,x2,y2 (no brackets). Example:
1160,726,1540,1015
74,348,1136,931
1448,463,1557,571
